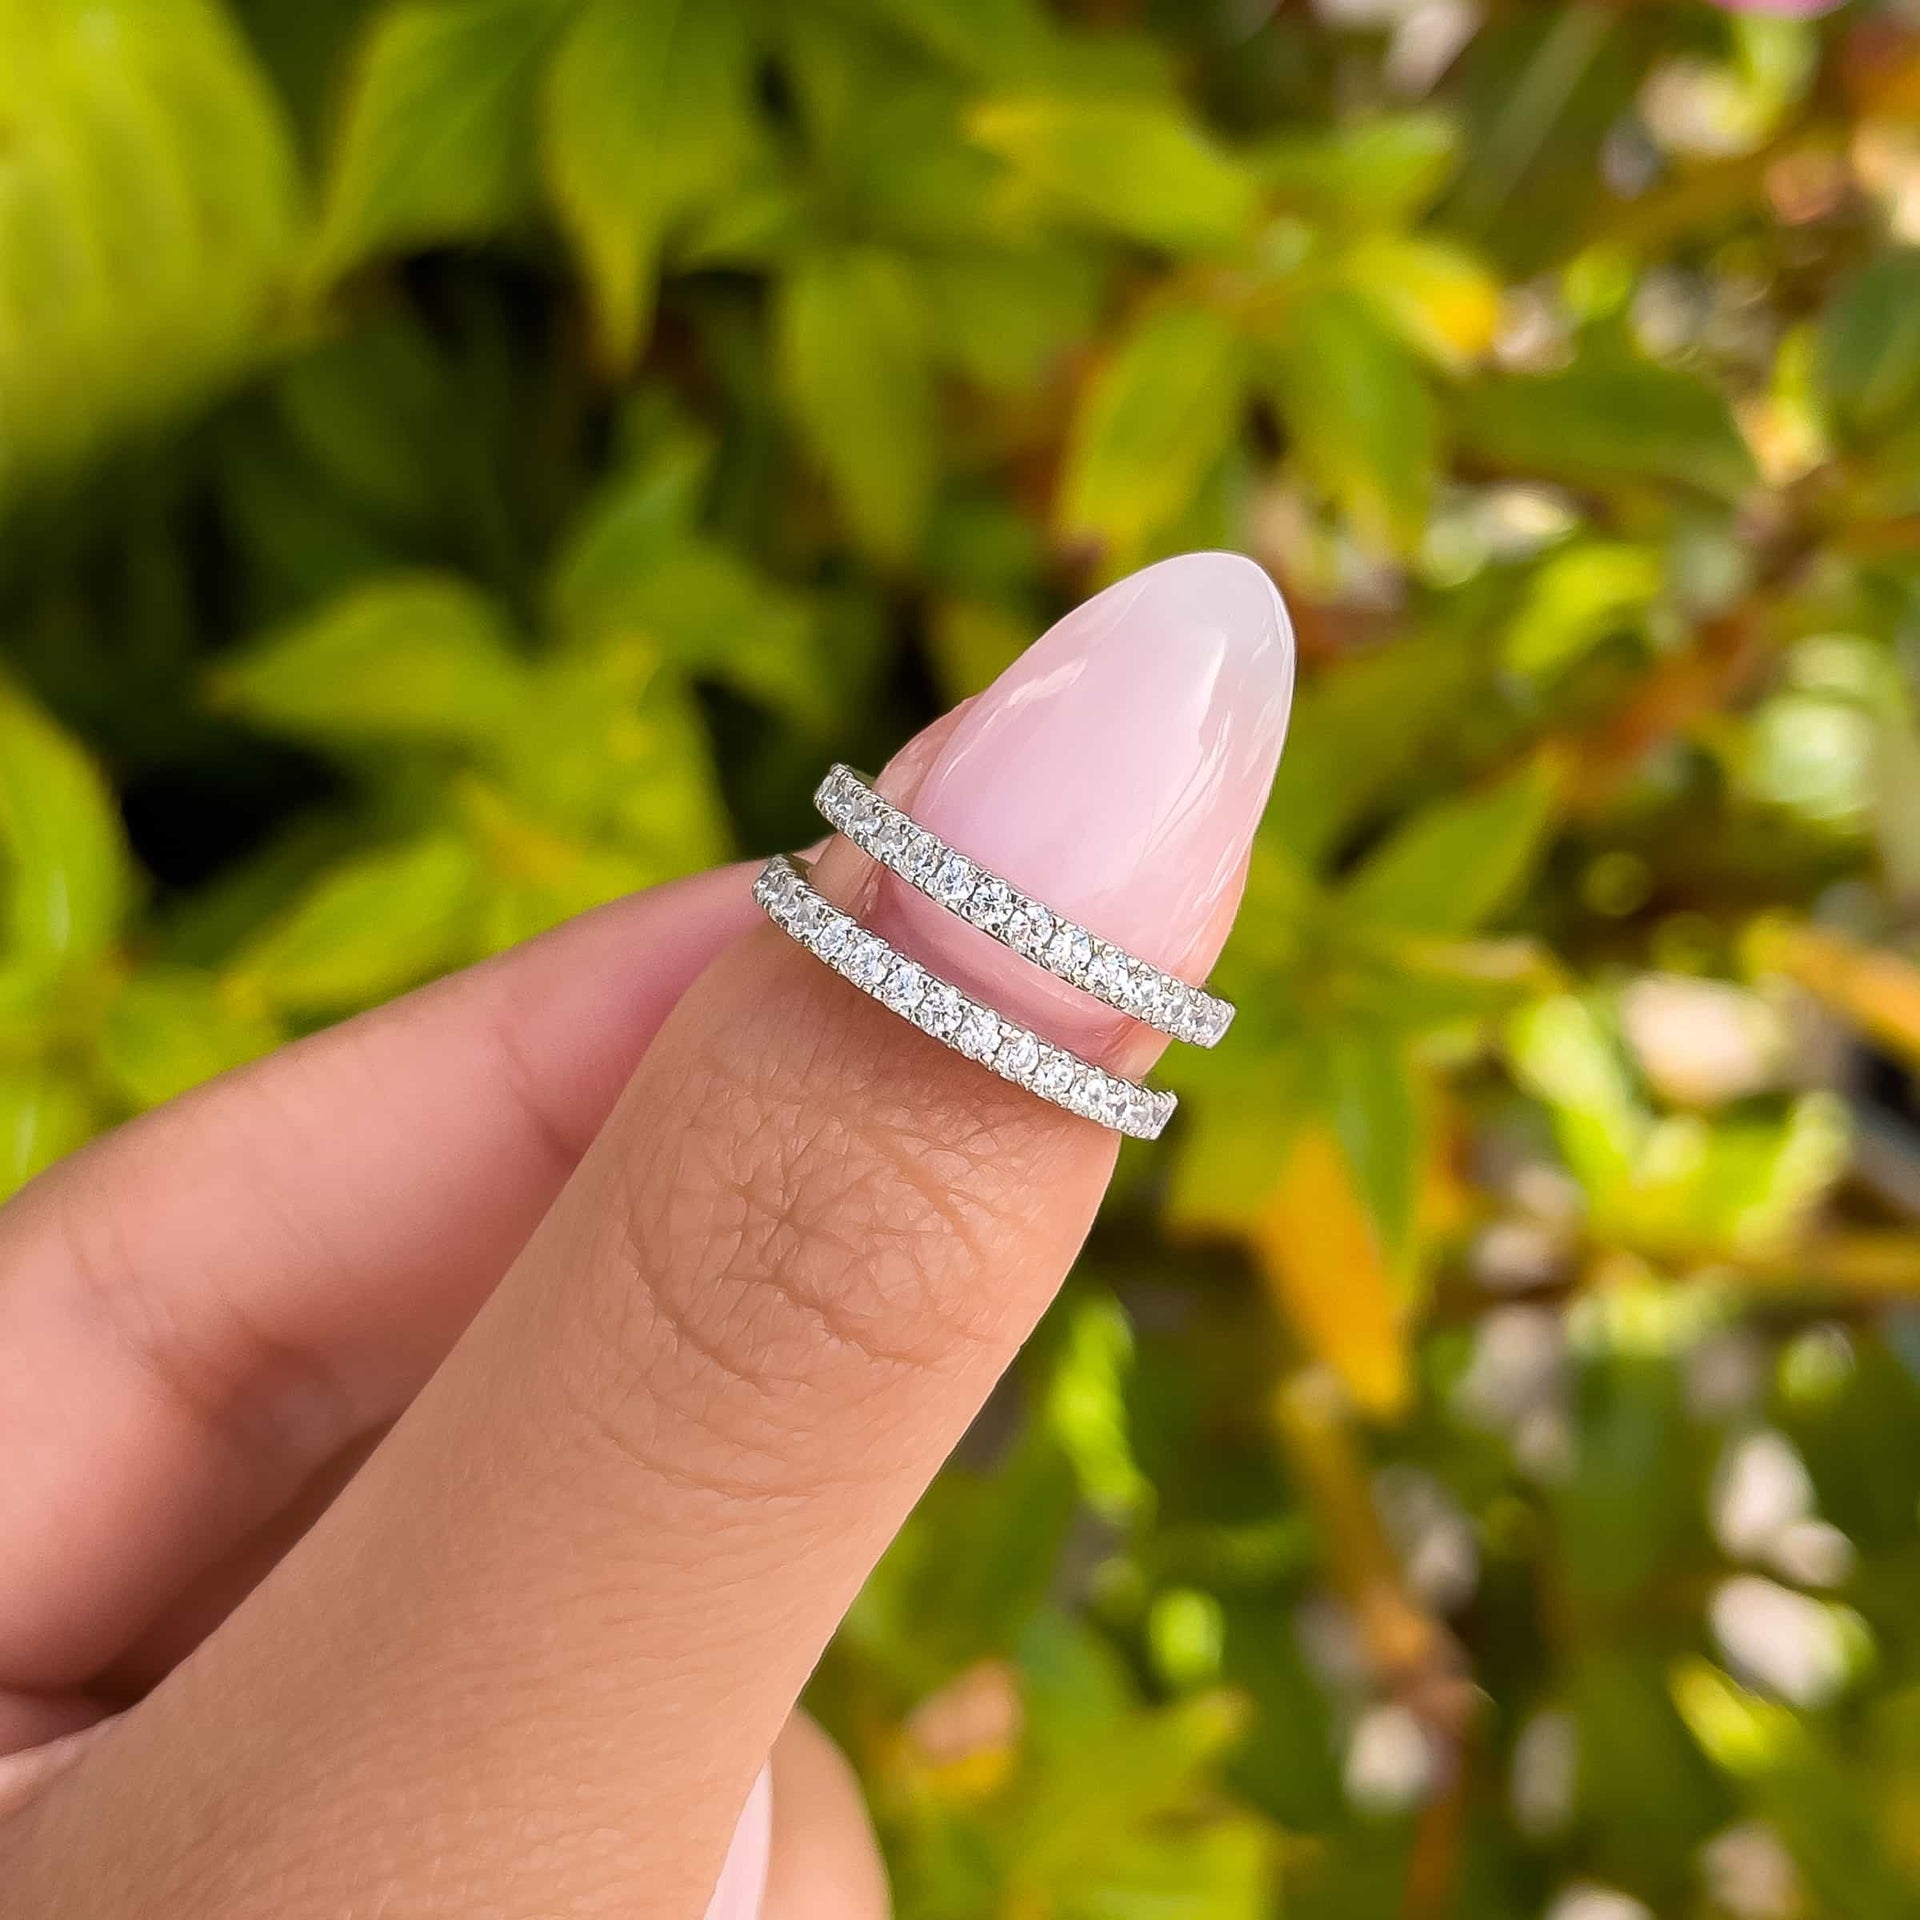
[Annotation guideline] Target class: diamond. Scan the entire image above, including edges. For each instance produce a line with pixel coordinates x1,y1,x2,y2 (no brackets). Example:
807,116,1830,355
1047,924,1093,981
845,931,890,988
931,850,977,908
1000,1030,1040,1081
1035,1051,1075,1099
880,959,926,1015
876,813,913,862
918,982,963,1039
843,786,881,840
969,876,1013,931
1011,902,1054,957
907,831,942,884
956,1004,1001,1060
759,852,1189,1138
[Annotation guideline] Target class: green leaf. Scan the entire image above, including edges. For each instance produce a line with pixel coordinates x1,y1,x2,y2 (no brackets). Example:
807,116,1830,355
1504,541,1664,679
967,95,1258,253
229,834,481,1012
549,431,715,634
216,574,530,749
1254,113,1459,226
1263,630,1478,866
1321,1032,1423,1259
98,968,281,1110
1341,234,1502,375
0,681,131,973
1261,286,1437,556
1508,994,1648,1199
0,1061,96,1201
1462,339,1758,498
1045,1295,1151,1525
921,247,1102,394
853,0,1054,79
1344,760,1560,937
594,545,827,728
540,0,750,369
778,248,936,563
314,0,565,277
1817,249,1920,446
1057,301,1244,564
0,0,298,506
495,637,728,871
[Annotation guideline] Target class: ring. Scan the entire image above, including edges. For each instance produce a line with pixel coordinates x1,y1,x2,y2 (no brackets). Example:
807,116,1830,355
814,766,1234,1047
754,855,1176,1141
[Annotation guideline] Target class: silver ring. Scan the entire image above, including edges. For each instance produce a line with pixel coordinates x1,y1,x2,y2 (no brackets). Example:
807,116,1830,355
754,855,1176,1141
814,766,1233,1047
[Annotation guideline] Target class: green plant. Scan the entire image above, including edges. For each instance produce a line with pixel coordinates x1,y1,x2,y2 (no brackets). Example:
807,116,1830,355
7,1,1920,1912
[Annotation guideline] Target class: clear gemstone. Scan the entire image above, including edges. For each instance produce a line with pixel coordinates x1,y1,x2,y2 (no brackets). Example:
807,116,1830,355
957,1004,1001,1060
1035,1051,1075,1099
918,982,963,1039
1017,904,1054,957
1047,925,1092,980
846,931,890,987
970,876,1013,931
907,831,942,883
880,960,926,1014
791,893,824,936
1084,945,1120,999
875,813,913,862
845,786,881,839
1070,1065,1104,1116
1000,1030,1041,1081
1102,1079,1134,1129
812,915,850,961
932,850,976,908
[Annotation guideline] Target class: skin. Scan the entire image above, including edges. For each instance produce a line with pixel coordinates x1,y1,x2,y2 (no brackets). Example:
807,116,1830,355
0,831,1192,1914
0,553,1286,1915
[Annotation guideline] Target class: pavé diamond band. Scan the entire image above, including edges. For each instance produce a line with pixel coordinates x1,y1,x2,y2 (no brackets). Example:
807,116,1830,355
754,854,1176,1141
813,765,1234,1047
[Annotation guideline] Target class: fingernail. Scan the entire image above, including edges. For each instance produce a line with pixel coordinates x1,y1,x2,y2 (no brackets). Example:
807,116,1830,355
702,1765,772,1920
876,551,1294,1054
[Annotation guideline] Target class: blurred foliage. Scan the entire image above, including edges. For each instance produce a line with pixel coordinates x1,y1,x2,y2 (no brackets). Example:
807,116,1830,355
6,0,1920,1912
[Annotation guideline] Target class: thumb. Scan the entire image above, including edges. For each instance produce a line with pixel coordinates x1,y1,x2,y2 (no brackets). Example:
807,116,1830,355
7,553,1293,1918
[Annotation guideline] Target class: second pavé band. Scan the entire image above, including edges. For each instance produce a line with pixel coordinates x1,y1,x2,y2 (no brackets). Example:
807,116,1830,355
754,855,1176,1140
813,766,1234,1048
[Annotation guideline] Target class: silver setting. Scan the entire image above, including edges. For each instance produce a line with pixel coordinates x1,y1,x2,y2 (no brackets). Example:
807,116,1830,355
754,855,1175,1141
814,765,1234,1047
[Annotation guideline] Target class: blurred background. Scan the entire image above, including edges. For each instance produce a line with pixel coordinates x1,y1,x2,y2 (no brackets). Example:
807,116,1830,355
4,0,1920,1912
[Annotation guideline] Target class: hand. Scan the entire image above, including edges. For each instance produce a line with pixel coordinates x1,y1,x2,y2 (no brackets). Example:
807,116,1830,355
0,553,1291,1917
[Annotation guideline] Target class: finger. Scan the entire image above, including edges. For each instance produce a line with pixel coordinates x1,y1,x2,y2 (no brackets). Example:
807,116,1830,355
11,553,1292,1916
0,861,761,1688
759,1717,888,1920
704,1717,890,1920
